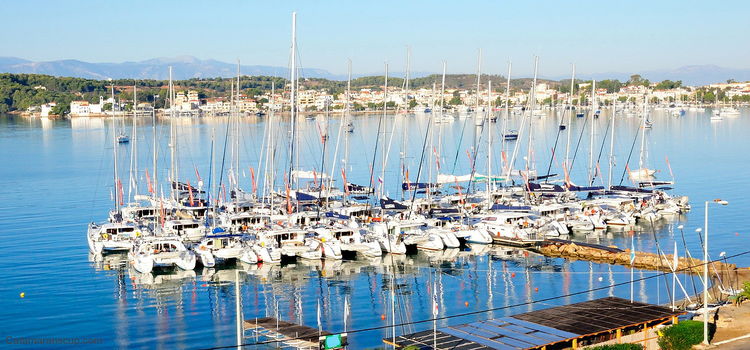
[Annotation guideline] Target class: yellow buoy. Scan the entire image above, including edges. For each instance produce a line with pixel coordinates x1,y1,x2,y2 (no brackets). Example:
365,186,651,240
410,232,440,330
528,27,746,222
20,292,25,298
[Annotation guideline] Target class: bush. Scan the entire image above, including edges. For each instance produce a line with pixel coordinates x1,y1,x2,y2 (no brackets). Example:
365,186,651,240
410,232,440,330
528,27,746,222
657,320,710,350
729,281,750,305
589,344,643,350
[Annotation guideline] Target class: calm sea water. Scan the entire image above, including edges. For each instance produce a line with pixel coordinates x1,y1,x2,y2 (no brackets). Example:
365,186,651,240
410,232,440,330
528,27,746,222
0,108,748,349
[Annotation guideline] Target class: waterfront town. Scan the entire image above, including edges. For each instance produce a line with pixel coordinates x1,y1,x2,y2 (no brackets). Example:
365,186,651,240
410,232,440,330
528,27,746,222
25,79,750,118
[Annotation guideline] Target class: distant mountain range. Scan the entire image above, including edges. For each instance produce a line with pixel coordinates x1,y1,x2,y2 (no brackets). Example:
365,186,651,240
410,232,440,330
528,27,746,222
1,56,748,86
0,56,341,80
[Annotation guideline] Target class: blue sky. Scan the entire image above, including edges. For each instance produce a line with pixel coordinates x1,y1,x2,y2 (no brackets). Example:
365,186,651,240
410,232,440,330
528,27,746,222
1,0,749,77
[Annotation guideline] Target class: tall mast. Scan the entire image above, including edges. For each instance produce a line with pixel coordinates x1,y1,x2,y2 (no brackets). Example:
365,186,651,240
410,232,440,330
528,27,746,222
379,62,388,198
501,62,512,180
400,48,410,200
128,82,139,202
111,81,120,212
235,59,241,201
526,56,539,173
588,80,596,185
486,80,492,204
565,64,575,173
169,66,179,202
152,92,158,205
343,60,352,202
269,82,275,211
639,94,648,170
608,87,616,189
288,11,297,189
474,49,482,163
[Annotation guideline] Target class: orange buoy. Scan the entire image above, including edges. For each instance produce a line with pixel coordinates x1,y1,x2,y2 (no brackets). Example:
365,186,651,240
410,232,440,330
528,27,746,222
534,287,539,292
465,301,469,307
511,272,516,278
381,314,386,320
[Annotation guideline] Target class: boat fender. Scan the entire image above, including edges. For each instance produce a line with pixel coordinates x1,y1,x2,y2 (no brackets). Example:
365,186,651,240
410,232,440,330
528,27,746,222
102,233,109,240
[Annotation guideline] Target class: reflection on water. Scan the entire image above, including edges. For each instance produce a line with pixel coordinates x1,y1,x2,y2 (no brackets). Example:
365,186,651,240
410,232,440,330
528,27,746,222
2,109,749,349
88,244,683,349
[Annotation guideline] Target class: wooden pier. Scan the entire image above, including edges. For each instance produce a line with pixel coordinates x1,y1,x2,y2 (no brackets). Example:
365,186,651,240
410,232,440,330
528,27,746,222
244,317,336,349
387,297,684,349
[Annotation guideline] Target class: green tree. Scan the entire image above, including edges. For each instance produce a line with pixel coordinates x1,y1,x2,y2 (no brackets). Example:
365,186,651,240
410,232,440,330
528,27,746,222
626,74,650,87
597,79,623,93
449,95,462,105
654,80,682,90
408,99,417,109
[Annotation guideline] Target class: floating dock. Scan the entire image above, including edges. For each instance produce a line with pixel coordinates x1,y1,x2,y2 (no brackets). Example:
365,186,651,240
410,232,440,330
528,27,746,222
386,297,684,349
245,317,333,349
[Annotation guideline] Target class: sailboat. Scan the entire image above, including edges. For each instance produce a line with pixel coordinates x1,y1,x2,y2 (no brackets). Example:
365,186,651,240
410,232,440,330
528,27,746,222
630,96,656,180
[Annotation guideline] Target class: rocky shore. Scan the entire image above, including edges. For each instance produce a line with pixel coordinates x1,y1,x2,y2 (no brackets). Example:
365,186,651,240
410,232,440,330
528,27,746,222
536,240,736,274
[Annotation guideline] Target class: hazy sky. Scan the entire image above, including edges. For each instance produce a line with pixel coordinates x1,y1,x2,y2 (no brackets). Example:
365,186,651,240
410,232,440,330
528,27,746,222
1,0,749,77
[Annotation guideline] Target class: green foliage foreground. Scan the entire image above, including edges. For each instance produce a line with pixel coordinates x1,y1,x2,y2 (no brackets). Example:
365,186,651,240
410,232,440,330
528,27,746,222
657,320,712,350
589,344,643,350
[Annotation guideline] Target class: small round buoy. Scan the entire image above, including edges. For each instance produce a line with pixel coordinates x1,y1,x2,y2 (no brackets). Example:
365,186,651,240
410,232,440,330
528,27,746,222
465,301,469,307
201,284,208,287
598,277,603,282
20,292,25,298
511,272,516,278
736,232,739,236
534,287,539,292
381,314,386,320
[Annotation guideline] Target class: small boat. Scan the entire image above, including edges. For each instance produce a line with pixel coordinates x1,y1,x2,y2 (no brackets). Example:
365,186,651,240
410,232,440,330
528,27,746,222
576,113,585,118
255,111,266,117
117,133,130,144
710,112,723,121
345,122,354,133
720,107,740,117
644,119,653,128
629,168,657,180
502,130,519,140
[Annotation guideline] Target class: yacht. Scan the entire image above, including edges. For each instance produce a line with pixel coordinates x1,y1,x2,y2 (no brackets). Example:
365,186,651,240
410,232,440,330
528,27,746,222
129,237,196,274
87,221,146,255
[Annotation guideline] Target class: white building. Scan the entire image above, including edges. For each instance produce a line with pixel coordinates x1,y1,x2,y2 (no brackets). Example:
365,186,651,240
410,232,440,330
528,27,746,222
70,101,91,116
40,102,56,117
